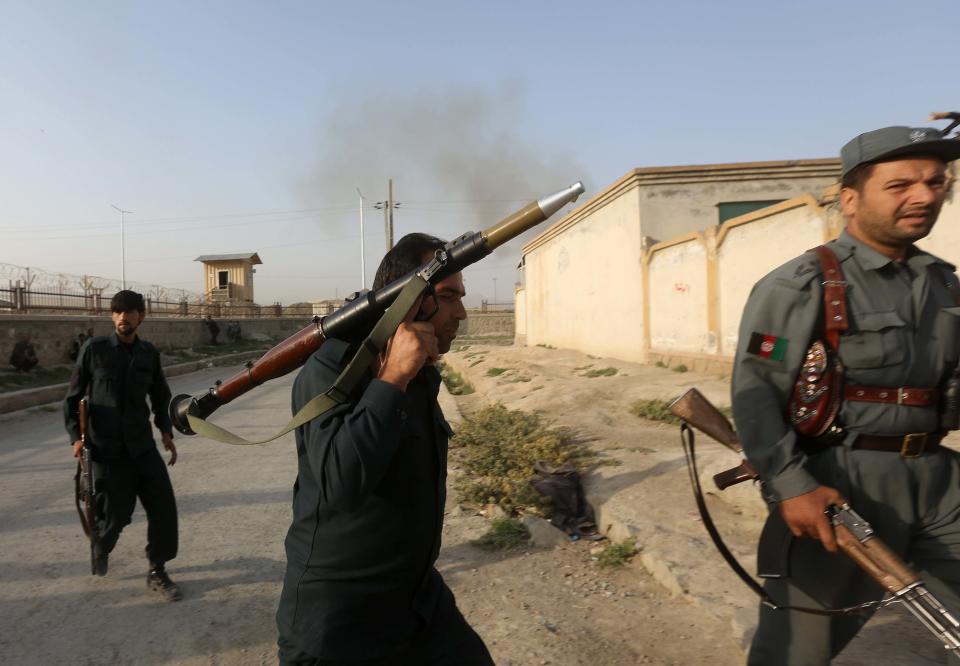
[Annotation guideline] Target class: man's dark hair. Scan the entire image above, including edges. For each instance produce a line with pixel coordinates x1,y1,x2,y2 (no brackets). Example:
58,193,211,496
372,233,446,291
840,163,875,191
111,289,145,313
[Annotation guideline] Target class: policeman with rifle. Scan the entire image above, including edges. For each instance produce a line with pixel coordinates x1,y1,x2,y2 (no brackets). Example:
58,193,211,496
675,116,960,664
64,290,182,602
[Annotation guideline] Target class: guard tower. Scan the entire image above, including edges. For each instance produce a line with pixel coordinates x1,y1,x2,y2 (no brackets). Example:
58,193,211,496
194,253,262,303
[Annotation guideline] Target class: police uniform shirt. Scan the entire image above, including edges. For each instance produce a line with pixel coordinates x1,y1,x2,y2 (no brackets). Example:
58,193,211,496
63,333,174,460
276,337,453,661
732,229,960,501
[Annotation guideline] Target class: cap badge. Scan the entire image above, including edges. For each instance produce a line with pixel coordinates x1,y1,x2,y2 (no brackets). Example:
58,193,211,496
910,129,930,143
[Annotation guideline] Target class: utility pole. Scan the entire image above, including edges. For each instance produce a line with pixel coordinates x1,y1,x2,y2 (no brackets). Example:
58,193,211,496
374,179,401,252
111,204,133,289
356,187,366,289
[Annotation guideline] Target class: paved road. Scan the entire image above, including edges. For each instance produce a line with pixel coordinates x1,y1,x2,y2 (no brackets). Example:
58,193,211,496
0,364,297,665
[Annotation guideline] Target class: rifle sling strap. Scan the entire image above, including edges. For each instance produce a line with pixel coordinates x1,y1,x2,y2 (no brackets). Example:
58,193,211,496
186,274,431,446
680,423,883,617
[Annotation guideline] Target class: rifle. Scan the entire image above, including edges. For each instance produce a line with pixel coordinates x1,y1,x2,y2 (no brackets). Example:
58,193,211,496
169,182,585,438
670,388,960,656
668,388,758,489
73,397,100,575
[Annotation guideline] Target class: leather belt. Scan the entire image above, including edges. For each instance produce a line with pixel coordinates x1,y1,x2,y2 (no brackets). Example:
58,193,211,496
844,384,940,407
799,432,945,458
853,433,944,458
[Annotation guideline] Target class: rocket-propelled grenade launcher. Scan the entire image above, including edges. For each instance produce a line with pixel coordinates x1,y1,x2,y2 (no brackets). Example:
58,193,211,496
170,181,586,435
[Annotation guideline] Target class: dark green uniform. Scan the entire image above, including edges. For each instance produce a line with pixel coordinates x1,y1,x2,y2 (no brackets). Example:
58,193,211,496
276,338,492,665
63,333,178,564
733,230,960,664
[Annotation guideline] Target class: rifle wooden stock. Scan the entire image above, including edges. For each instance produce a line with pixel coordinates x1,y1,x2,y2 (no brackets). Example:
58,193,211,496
670,389,759,489
670,389,741,453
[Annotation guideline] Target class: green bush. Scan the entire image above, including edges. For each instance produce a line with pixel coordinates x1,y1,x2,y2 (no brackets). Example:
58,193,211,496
629,398,681,424
596,539,638,568
583,367,617,378
439,363,475,395
673,364,688,373
486,367,508,377
470,517,530,551
452,403,592,512
629,397,732,423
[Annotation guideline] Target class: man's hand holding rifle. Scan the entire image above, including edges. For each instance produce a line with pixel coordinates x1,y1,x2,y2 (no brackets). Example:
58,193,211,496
670,388,960,658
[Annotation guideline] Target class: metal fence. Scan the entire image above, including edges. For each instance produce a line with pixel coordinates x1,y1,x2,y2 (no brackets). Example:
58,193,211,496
0,283,514,318
0,284,322,318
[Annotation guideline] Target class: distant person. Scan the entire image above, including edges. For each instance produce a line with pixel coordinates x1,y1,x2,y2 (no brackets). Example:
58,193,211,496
68,332,87,363
226,320,241,343
63,290,182,601
9,333,38,372
203,315,220,345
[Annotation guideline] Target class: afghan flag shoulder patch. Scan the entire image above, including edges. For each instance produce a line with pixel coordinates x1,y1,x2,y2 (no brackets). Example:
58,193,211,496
747,332,788,361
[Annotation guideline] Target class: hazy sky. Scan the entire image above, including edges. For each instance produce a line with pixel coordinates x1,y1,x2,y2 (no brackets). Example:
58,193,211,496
1,0,956,306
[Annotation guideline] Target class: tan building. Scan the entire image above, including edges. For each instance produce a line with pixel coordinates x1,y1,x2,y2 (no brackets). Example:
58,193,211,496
516,160,960,371
195,253,262,304
311,298,345,316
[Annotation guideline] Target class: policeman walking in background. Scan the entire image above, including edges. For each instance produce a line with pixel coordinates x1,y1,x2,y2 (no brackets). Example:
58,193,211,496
732,123,960,663
63,290,183,601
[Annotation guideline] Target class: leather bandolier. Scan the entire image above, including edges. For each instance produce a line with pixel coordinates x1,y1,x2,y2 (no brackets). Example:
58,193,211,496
788,245,944,457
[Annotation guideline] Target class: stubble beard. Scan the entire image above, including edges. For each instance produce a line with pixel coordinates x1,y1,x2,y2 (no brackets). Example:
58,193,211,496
859,204,939,248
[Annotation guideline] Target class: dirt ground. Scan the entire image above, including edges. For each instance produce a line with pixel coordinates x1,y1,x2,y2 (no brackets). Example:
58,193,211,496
439,473,743,666
442,338,957,666
0,341,952,665
0,355,745,666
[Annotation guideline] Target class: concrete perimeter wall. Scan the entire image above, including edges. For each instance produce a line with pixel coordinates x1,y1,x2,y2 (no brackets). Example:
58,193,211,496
3,309,515,368
517,187,960,372
461,312,514,337
1,316,306,368
642,197,836,371
519,178,644,359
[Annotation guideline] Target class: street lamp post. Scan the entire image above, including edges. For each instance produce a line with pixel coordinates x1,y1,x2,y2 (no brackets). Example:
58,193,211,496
356,187,366,289
111,204,133,289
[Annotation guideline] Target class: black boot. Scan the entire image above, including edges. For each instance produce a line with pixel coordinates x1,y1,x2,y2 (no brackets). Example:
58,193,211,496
147,565,182,602
93,553,108,577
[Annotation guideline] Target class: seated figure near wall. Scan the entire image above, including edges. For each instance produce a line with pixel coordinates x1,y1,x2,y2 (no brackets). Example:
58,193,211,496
10,335,38,372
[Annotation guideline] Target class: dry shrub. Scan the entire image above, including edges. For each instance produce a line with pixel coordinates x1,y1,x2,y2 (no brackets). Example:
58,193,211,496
452,403,591,513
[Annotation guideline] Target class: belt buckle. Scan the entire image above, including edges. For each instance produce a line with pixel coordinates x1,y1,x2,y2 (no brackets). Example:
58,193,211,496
900,433,928,458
